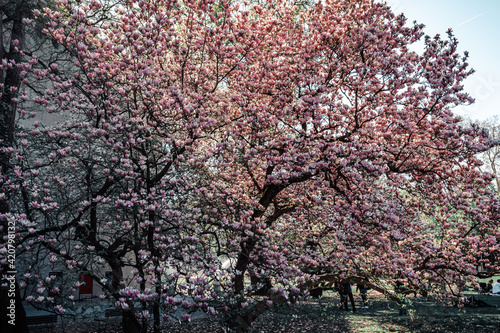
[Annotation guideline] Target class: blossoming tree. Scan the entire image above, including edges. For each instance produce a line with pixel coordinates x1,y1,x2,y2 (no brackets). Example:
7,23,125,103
1,0,499,332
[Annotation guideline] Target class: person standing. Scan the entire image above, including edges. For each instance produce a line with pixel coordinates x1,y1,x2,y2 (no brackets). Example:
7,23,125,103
486,279,494,293
492,279,500,295
357,281,369,308
340,281,356,312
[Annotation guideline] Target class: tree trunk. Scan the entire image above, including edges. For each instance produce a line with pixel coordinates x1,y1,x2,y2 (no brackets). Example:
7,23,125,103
122,308,142,333
108,266,143,333
0,2,29,332
1,0,26,144
250,274,272,296
225,293,289,333
152,290,161,333
233,238,256,294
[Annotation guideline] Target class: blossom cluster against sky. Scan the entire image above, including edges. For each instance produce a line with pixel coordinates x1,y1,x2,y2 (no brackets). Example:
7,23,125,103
383,0,500,120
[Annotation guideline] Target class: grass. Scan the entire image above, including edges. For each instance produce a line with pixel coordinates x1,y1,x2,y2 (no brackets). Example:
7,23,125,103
166,290,500,333
342,292,500,333
261,290,500,333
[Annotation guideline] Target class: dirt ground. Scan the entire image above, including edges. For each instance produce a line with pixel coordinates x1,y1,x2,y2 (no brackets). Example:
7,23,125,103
32,291,500,333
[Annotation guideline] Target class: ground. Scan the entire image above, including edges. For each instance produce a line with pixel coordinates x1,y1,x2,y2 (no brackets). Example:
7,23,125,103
165,291,500,333
31,291,500,333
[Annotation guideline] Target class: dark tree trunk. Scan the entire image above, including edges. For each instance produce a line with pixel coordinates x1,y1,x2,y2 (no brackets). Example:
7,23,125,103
122,308,142,333
250,274,272,296
1,0,26,143
153,302,161,333
230,184,286,331
152,291,160,333
109,266,143,333
0,1,29,332
233,238,257,295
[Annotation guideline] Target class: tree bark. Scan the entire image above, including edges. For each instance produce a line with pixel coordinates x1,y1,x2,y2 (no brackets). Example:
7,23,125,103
107,265,142,333
0,1,29,332
122,308,142,333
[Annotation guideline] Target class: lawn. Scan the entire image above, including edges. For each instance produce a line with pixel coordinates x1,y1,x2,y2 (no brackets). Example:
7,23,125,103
165,290,500,333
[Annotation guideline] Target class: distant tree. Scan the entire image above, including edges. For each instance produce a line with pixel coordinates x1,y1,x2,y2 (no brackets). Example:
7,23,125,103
476,117,500,195
2,1,500,333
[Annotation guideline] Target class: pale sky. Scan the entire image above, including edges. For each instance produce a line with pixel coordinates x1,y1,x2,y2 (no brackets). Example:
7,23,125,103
382,0,500,121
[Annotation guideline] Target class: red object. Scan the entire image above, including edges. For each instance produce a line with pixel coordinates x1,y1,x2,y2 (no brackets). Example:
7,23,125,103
79,274,93,294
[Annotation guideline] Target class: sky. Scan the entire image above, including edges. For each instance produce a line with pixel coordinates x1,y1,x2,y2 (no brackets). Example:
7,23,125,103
382,0,500,121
